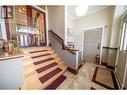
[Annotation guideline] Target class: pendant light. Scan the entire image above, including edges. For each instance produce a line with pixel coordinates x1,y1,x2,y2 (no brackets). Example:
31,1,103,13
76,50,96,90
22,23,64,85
76,5,88,16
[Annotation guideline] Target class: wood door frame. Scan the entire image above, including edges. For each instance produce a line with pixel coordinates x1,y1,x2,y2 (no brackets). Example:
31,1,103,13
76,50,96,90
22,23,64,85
82,26,105,65
26,6,47,46
115,12,127,88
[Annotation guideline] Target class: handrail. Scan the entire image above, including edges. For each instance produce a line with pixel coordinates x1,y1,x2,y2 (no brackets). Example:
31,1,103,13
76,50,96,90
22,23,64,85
49,30,78,54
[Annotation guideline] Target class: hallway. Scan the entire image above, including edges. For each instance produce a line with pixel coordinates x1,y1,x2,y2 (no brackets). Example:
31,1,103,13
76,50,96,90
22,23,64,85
57,62,118,90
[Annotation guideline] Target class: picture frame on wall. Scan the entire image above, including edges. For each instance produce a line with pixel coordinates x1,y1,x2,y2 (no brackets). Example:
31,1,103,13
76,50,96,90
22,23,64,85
67,27,73,37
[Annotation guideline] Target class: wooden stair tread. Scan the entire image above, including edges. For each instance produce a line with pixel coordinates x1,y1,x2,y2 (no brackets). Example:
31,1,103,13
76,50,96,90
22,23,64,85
22,68,66,90
21,47,67,90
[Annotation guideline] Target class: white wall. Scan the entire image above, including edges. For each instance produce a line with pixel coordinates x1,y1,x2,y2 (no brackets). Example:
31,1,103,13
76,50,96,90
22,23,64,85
73,6,115,63
65,6,75,45
74,6,115,50
48,6,65,39
108,6,126,66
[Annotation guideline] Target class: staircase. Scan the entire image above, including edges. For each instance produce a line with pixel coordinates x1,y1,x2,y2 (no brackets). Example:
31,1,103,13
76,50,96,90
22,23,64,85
21,47,67,90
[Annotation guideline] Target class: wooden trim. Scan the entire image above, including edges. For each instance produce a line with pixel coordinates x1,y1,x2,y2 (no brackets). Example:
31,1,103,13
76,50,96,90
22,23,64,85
3,6,11,40
49,30,78,55
26,6,47,46
123,87,126,89
30,6,45,14
49,30,63,42
101,62,115,71
78,64,83,70
107,65,115,71
0,55,24,61
43,13,47,45
101,62,107,66
92,67,119,89
67,67,78,75
90,87,96,90
68,63,83,75
111,70,119,89
26,6,33,29
103,47,118,50
31,6,47,46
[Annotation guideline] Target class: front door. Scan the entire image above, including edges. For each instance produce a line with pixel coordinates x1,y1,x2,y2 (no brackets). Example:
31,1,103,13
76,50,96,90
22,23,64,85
115,20,127,89
83,28,102,63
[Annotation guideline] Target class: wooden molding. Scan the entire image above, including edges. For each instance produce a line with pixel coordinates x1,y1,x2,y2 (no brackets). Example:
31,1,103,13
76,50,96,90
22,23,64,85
49,30,78,55
67,67,78,75
67,64,83,75
78,64,83,70
107,65,115,70
26,6,47,46
103,47,118,50
3,6,11,40
101,62,115,71
92,67,119,89
0,55,24,61
101,62,108,66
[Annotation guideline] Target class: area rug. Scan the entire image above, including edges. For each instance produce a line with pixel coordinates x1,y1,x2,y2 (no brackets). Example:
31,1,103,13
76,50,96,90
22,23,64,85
44,75,67,90
92,67,118,89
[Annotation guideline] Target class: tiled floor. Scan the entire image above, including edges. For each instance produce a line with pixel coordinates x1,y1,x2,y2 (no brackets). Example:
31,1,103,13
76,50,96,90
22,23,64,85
57,62,113,90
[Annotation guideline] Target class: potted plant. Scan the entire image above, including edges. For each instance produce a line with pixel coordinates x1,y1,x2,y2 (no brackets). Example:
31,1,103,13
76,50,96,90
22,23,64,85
3,40,9,52
8,40,20,53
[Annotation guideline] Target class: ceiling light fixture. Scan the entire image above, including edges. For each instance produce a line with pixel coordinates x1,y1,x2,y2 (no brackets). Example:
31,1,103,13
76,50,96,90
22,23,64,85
76,5,88,16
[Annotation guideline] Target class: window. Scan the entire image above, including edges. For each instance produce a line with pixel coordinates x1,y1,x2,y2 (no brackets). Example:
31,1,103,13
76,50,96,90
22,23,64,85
123,23,127,50
120,22,127,51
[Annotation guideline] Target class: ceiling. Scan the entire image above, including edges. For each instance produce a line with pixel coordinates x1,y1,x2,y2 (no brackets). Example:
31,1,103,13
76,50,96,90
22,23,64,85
67,5,109,19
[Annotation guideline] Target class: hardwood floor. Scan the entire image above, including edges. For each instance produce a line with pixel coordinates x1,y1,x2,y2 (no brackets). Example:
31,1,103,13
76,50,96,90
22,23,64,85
21,47,67,90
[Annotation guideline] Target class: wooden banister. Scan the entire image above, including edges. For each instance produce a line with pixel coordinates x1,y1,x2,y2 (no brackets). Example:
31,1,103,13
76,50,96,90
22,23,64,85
49,30,78,54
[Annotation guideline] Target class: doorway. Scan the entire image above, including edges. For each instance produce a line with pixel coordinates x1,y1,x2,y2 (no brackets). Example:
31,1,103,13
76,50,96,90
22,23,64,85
83,27,103,64
13,6,46,47
115,15,127,89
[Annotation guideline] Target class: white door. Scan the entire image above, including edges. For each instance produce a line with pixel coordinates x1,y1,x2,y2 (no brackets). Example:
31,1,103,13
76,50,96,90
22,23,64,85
115,20,127,89
83,28,102,63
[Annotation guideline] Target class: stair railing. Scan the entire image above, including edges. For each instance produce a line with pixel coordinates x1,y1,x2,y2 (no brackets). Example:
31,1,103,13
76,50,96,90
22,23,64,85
49,30,82,73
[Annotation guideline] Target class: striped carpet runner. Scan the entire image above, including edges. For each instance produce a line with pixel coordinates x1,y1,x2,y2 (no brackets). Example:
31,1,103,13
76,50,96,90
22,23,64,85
33,58,54,65
31,54,51,59
45,75,67,90
39,68,62,84
21,47,67,89
36,62,58,73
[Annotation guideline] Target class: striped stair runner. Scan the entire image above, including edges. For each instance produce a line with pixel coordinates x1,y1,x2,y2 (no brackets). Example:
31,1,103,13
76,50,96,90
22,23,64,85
44,75,67,90
33,58,54,65
36,62,58,73
21,47,67,90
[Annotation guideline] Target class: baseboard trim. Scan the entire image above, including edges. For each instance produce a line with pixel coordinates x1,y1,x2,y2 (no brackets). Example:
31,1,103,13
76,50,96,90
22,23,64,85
101,62,107,66
101,62,115,71
68,64,83,75
111,70,119,89
78,64,83,70
123,87,126,89
67,67,78,75
107,65,115,70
